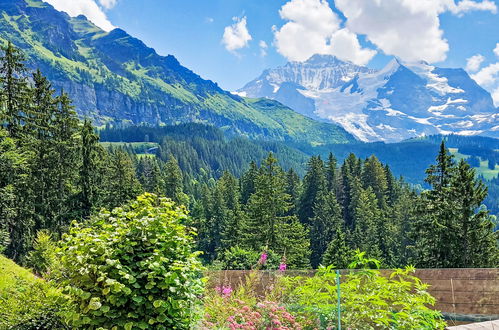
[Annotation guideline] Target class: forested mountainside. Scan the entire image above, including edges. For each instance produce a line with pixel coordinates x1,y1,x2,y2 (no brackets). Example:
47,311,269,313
240,55,499,142
0,0,354,145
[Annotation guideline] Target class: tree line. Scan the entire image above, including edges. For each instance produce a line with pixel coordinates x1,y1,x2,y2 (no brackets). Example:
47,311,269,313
1,43,497,268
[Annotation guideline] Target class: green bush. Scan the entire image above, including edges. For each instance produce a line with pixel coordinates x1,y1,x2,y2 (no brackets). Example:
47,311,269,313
283,252,447,329
58,193,205,329
214,246,280,270
26,230,57,276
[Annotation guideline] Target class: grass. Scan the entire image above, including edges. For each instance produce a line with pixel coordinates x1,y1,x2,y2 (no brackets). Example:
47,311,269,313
0,255,39,291
448,148,499,180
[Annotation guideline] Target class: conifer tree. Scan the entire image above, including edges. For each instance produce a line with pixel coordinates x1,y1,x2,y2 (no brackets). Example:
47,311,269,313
78,119,102,217
240,160,258,205
0,42,29,137
322,225,352,269
450,160,498,267
309,190,343,268
298,156,327,225
244,153,310,268
352,187,383,260
164,154,188,205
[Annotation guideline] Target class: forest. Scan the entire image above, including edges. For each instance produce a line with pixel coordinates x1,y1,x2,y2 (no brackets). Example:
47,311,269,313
0,43,497,270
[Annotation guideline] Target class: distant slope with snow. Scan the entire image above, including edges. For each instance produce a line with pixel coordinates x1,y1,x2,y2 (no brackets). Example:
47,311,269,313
239,55,498,142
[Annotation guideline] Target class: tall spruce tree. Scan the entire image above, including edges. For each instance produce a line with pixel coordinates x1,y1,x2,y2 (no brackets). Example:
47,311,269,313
298,156,327,225
244,153,310,268
309,190,343,268
0,42,29,137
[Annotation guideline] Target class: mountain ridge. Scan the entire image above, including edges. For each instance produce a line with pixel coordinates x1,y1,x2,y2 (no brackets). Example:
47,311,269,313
239,55,498,142
0,0,355,145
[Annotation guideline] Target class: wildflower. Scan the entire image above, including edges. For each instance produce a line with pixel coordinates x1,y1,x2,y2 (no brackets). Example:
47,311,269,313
259,252,268,265
279,263,287,272
215,285,233,298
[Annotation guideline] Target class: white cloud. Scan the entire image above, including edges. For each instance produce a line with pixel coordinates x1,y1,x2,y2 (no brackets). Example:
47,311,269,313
334,0,497,64
466,54,485,72
494,43,499,57
471,62,499,86
45,0,115,31
471,62,499,106
205,17,215,24
222,16,252,53
447,0,497,16
273,0,376,65
492,87,499,106
98,0,118,10
259,40,268,57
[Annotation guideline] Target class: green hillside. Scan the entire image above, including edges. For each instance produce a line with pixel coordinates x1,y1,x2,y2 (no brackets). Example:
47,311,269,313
0,0,354,145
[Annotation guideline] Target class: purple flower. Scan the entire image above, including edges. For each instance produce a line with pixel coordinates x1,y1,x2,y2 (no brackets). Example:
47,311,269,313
278,263,287,272
215,285,233,298
259,252,268,265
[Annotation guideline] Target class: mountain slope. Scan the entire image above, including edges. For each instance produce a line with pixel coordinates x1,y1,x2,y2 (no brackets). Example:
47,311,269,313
239,55,498,142
0,0,355,145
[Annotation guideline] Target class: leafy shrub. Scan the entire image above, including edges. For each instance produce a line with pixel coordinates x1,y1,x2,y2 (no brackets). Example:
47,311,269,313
0,228,9,254
26,230,57,276
283,252,447,329
57,193,205,329
214,247,280,270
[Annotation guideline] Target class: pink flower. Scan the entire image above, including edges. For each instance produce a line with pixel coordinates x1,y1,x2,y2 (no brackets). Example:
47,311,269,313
278,263,287,272
259,252,268,265
215,285,233,298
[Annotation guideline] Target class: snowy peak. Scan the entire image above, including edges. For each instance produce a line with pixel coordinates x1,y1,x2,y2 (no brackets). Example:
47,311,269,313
239,55,498,142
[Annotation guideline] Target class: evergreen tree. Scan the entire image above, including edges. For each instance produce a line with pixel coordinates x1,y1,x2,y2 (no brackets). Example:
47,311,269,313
78,119,103,217
339,153,362,228
298,156,327,225
104,149,143,208
362,155,388,209
411,141,458,267
0,42,29,137
243,153,310,268
322,226,352,269
352,187,383,260
285,168,300,216
325,152,338,192
309,190,343,268
240,160,258,205
450,160,498,267
164,154,188,205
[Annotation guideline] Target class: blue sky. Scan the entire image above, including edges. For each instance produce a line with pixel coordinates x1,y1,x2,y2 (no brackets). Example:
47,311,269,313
45,0,499,103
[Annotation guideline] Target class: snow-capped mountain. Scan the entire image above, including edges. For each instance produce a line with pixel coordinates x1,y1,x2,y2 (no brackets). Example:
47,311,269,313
239,55,498,142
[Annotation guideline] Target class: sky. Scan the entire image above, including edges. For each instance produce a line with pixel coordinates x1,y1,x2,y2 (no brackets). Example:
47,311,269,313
44,0,499,105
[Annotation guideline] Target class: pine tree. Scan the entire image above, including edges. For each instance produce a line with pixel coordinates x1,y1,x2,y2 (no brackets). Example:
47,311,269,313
243,153,310,267
450,160,498,267
285,168,300,216
104,149,143,208
164,154,188,205
309,190,343,268
362,155,388,209
78,119,104,217
298,156,327,225
352,187,383,260
339,153,362,228
322,225,352,269
240,160,258,205
326,152,338,192
0,42,29,137
410,141,457,267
